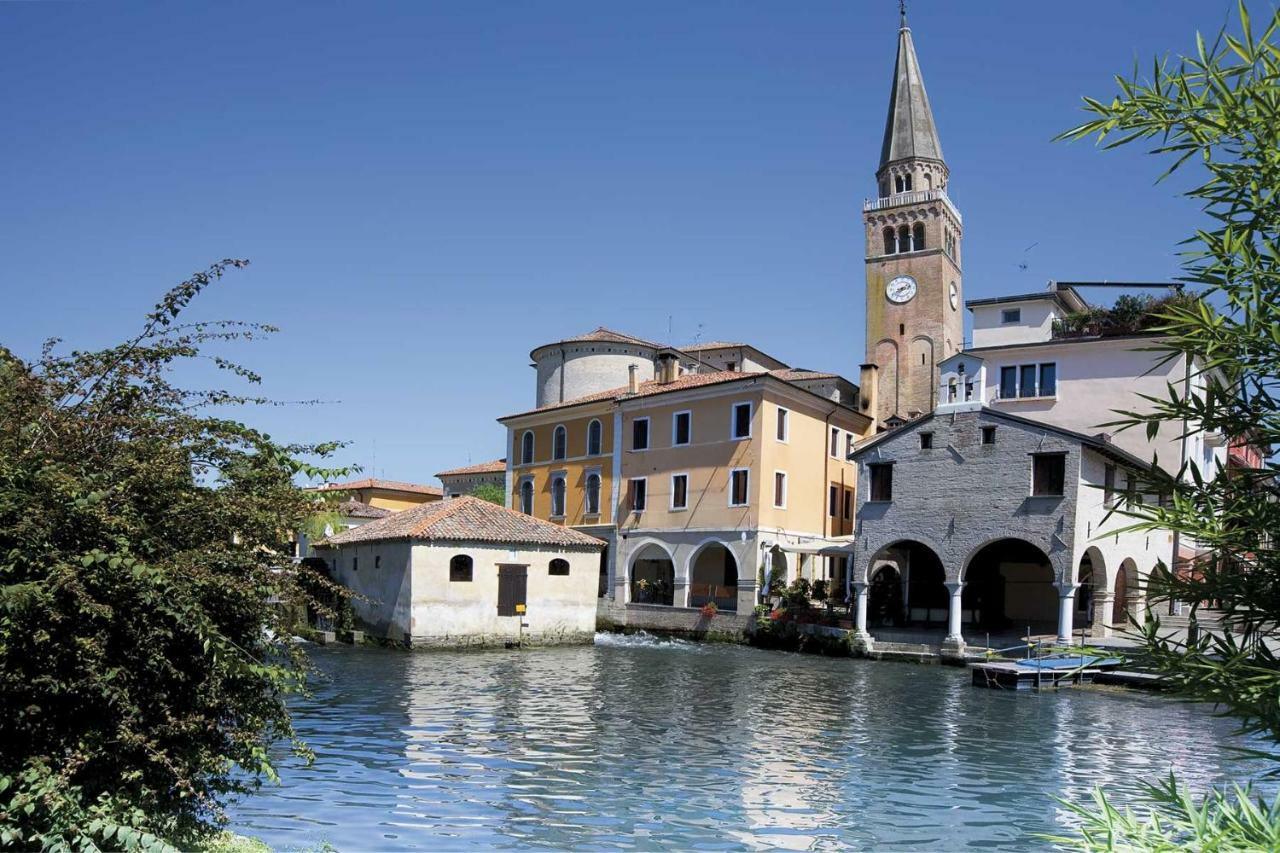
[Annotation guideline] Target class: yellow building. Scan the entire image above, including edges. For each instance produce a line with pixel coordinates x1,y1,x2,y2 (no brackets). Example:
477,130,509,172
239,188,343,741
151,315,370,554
312,477,444,512
499,331,873,620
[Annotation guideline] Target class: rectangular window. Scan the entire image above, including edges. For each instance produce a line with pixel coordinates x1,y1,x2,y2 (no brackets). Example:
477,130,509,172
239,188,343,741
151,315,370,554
352,556,358,572
829,484,839,516
981,425,997,445
729,469,749,507
1038,363,1057,397
632,417,650,451
629,477,647,512
999,366,1018,399
830,427,840,458
776,407,789,442
671,473,688,510
1032,453,1066,497
920,432,934,450
843,488,852,520
868,463,893,502
672,411,691,446
732,402,752,439
1002,308,1022,324
846,433,856,459
496,564,528,616
774,471,787,508
1103,464,1117,508
1019,364,1038,398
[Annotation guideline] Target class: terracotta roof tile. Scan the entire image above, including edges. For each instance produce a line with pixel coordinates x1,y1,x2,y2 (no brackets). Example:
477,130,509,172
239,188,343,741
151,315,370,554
313,478,444,497
681,341,747,351
318,496,605,549
436,458,507,477
335,499,394,519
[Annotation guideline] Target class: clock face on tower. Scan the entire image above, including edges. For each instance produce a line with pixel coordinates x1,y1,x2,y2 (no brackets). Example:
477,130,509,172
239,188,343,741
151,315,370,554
886,275,917,304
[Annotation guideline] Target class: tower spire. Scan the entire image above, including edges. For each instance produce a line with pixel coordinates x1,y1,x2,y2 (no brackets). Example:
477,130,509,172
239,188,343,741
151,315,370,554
878,11,944,170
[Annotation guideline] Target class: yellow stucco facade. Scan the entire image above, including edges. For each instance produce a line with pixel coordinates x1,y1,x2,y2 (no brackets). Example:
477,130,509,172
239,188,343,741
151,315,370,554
505,401,616,527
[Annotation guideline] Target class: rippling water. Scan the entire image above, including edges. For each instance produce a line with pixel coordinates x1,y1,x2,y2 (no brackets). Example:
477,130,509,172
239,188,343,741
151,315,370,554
230,634,1271,850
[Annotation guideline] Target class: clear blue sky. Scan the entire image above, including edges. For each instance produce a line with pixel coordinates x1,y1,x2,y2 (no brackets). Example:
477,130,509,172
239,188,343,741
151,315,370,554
0,1,1238,484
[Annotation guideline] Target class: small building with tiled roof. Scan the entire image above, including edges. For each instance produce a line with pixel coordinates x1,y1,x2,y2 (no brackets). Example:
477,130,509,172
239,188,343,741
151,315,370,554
310,477,443,512
435,458,507,501
314,497,605,647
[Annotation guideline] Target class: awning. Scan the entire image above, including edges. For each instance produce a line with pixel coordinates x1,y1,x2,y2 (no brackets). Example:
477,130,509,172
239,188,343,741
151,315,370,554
765,536,856,557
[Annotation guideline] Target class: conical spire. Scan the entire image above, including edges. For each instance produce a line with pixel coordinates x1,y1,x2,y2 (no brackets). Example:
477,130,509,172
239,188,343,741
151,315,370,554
878,15,944,169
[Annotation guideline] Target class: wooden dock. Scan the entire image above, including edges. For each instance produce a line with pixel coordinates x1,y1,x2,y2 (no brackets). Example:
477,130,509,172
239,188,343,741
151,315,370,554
971,654,1126,690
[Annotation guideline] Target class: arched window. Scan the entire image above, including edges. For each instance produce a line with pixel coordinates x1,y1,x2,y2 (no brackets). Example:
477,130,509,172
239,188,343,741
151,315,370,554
894,175,904,193
883,227,896,255
519,479,534,514
450,554,473,582
552,425,567,460
551,475,566,517
903,174,913,191
549,558,570,576
587,419,602,456
925,173,933,190
898,224,911,252
521,431,534,465
585,472,601,515
913,222,926,251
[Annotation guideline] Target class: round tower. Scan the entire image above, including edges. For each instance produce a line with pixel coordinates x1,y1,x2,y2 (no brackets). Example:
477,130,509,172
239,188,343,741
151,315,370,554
530,328,659,407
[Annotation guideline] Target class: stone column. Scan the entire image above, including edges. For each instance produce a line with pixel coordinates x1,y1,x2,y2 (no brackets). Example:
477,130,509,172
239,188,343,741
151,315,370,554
941,582,966,660
1056,582,1080,646
852,582,871,640
673,579,690,609
1092,591,1115,639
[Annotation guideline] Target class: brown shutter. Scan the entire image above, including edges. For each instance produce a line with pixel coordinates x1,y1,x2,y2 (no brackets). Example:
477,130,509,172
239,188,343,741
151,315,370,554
497,564,528,616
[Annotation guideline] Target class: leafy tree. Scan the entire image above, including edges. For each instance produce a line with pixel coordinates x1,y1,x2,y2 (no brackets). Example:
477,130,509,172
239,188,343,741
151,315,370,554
0,261,350,849
468,482,505,505
1055,2,1280,846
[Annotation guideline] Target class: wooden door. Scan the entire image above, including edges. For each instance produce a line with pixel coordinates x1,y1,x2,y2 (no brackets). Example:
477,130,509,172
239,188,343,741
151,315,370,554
497,564,528,616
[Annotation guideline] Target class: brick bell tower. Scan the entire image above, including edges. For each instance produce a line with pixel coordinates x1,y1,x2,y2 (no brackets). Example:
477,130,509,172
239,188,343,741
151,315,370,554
863,8,963,425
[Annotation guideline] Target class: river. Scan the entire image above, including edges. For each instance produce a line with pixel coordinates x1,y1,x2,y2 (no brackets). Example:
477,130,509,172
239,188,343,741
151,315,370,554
229,634,1270,850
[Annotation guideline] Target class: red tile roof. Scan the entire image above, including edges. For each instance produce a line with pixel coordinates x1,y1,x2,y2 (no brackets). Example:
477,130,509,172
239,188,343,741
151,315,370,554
335,499,394,519
312,478,444,497
436,458,507,477
681,341,747,351
318,496,606,549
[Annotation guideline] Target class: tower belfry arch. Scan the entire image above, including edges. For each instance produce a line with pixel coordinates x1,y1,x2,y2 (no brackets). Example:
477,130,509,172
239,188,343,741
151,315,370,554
862,9,964,426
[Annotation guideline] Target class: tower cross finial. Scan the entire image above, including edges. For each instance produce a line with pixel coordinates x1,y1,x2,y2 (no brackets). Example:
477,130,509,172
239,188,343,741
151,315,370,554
899,0,907,28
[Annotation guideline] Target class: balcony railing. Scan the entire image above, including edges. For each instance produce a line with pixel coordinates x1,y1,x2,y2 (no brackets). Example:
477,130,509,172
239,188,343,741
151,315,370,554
863,189,963,225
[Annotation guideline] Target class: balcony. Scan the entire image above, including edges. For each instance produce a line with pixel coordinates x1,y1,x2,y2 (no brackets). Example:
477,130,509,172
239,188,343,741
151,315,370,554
863,189,963,225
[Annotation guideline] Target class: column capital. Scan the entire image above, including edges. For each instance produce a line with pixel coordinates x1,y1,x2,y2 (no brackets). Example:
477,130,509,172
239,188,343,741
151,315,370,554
852,581,870,593
1055,581,1081,597
944,581,965,594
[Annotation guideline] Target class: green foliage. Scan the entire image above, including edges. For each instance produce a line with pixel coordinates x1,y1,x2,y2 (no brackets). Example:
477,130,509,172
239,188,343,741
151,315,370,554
1056,1,1280,845
468,482,505,505
0,261,352,848
1046,777,1280,851
811,578,829,604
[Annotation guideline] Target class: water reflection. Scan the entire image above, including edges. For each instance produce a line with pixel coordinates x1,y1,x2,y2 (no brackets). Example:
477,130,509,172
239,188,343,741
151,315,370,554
231,634,1272,850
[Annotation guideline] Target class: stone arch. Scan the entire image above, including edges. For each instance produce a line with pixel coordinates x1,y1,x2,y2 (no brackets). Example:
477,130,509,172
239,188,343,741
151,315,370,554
687,539,740,612
1076,546,1106,630
628,540,676,606
866,539,948,632
1113,557,1139,625
961,537,1057,635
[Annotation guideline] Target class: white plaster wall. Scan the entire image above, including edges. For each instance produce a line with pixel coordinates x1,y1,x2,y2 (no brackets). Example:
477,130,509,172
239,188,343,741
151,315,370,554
324,540,415,640
982,340,1188,465
1072,448,1168,596
971,300,1059,348
409,543,600,645
534,345,657,407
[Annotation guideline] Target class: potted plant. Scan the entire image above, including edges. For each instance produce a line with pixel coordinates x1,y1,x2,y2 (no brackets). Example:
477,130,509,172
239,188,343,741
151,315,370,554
700,601,718,619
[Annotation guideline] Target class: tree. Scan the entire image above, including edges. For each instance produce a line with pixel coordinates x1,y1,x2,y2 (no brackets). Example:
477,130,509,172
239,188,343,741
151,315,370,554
1053,2,1280,846
0,261,350,849
468,482,505,505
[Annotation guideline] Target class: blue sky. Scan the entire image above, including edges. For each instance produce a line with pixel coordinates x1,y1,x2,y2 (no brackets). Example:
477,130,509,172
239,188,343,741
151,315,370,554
0,1,1238,483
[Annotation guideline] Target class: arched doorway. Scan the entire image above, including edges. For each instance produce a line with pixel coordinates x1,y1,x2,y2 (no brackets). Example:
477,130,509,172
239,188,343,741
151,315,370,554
1113,558,1136,626
962,539,1057,637
630,543,675,606
869,565,904,627
868,540,947,633
690,542,738,611
1076,550,1099,629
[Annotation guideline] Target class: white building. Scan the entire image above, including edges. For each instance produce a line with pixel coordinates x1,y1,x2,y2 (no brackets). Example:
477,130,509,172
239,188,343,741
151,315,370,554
316,496,606,647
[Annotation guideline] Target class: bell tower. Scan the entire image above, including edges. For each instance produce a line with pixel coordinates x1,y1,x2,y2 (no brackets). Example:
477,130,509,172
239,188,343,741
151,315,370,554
863,8,963,425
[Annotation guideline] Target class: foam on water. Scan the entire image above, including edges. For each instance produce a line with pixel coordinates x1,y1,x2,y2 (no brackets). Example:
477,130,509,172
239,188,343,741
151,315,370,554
591,630,703,650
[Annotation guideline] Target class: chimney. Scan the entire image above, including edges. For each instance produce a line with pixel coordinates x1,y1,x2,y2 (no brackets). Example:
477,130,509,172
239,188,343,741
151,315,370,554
859,363,879,430
627,364,639,394
657,352,678,385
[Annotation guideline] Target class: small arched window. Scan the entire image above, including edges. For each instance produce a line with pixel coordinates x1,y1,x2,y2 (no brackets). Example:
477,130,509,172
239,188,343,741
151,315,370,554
913,222,926,251
898,224,911,252
585,472,601,515
883,227,896,255
894,175,904,193
519,479,534,514
587,419,602,456
903,174,913,191
450,554,473,582
549,558,570,576
925,173,933,190
553,425,567,460
521,431,534,465
551,475,566,517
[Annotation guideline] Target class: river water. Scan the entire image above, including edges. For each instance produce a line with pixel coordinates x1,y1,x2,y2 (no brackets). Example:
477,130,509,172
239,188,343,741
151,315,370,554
230,634,1270,850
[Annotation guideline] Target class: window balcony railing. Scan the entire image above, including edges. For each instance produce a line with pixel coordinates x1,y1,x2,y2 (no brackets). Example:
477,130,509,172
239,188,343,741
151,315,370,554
863,189,963,225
